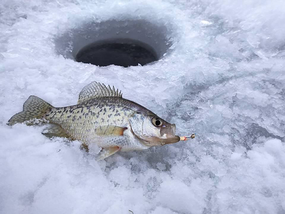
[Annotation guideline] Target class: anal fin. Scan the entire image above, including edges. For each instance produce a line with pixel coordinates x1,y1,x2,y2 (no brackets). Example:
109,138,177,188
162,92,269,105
42,124,71,139
97,146,121,160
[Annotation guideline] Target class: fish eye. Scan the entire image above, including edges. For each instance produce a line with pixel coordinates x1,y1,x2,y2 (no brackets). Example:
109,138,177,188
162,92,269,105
152,118,163,127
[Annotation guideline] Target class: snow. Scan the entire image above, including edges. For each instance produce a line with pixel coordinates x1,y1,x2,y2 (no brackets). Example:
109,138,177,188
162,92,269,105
1,0,285,213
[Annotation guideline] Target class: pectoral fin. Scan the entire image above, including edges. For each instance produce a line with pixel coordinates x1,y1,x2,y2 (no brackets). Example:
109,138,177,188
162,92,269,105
95,126,127,136
97,146,121,160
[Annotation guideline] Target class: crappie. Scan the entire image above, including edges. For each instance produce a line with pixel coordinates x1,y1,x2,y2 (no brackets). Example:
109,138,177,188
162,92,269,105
8,82,183,159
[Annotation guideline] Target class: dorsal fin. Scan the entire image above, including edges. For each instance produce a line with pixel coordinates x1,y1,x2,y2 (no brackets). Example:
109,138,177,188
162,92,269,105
78,81,122,104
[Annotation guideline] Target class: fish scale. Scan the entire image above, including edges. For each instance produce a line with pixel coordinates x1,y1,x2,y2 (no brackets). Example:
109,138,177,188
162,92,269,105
45,98,134,145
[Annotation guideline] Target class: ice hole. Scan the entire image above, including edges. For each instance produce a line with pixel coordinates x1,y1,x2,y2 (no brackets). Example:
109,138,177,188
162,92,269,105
55,19,172,67
75,39,158,67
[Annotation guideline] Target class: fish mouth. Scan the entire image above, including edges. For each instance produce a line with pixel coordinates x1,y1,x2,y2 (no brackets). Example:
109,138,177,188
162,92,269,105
129,124,180,147
141,135,181,146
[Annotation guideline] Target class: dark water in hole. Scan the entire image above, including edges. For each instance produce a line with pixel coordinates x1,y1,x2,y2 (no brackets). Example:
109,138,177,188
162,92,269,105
76,40,158,67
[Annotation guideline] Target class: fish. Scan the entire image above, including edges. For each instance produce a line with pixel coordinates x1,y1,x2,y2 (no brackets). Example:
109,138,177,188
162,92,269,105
8,81,191,160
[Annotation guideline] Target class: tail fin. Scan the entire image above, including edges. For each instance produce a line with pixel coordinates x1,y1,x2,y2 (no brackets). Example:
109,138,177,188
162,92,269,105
8,95,53,126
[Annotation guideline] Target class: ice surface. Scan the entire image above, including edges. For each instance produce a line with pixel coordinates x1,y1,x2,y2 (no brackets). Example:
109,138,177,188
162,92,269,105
1,0,285,213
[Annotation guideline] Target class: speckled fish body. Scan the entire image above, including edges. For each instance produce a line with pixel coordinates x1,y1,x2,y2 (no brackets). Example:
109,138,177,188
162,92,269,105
44,97,151,151
8,82,180,159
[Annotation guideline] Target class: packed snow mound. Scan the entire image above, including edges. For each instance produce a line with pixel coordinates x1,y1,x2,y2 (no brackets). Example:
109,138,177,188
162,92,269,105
0,0,285,214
